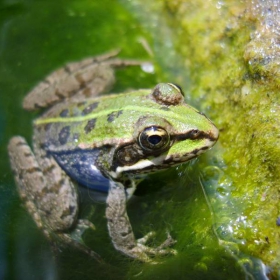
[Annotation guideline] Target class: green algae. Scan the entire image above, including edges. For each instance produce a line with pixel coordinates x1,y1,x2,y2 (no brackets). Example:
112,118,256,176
134,0,280,278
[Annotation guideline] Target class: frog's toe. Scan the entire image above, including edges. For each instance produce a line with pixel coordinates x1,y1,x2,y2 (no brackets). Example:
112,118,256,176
155,231,177,252
68,219,95,243
136,243,177,257
137,231,176,250
76,219,96,232
137,231,156,245
129,244,176,264
133,231,177,261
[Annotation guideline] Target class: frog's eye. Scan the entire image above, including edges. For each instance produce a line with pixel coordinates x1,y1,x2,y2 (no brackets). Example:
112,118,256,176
139,126,170,152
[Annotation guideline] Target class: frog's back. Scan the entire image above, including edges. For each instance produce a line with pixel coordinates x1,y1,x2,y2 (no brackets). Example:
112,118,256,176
33,89,153,192
33,84,219,192
34,89,155,152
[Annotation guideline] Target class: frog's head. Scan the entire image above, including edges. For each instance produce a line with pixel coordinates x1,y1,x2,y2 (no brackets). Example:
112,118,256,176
113,83,219,176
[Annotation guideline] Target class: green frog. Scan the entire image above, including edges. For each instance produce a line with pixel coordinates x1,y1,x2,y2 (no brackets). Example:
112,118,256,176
8,50,219,263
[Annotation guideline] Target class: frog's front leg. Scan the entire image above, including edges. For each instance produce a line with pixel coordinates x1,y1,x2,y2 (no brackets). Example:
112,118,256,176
106,181,177,262
8,136,102,263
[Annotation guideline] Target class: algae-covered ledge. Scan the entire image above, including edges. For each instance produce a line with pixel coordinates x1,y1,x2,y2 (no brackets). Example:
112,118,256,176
163,0,280,277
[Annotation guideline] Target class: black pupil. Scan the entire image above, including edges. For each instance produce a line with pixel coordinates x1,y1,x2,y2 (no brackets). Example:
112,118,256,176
148,135,162,145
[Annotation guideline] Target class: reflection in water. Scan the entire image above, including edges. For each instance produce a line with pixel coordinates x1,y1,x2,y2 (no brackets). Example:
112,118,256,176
201,165,270,280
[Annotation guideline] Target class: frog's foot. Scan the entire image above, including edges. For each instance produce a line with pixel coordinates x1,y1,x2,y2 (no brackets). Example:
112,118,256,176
58,219,104,264
130,231,177,263
117,231,177,263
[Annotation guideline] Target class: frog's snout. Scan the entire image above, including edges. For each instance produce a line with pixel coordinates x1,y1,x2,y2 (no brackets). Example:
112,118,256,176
211,125,219,143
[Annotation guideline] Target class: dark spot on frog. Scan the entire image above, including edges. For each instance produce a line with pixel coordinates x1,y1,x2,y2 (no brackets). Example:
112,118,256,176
127,244,135,250
120,231,130,237
115,144,141,167
44,123,52,132
82,102,99,115
276,217,280,226
43,209,52,217
201,146,209,150
191,149,200,155
69,205,76,215
84,118,96,134
61,205,76,219
59,126,70,145
60,109,69,117
107,110,123,123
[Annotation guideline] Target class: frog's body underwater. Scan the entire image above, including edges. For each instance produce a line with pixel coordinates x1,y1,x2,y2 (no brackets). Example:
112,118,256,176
8,50,219,263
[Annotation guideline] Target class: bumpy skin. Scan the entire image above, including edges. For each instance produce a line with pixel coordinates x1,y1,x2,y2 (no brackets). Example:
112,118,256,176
8,50,218,263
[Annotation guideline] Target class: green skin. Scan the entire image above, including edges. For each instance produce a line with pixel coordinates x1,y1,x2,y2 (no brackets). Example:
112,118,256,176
8,51,218,263
35,89,217,177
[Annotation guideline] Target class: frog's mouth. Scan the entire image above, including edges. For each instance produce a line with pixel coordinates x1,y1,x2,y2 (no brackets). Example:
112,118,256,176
115,135,218,176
